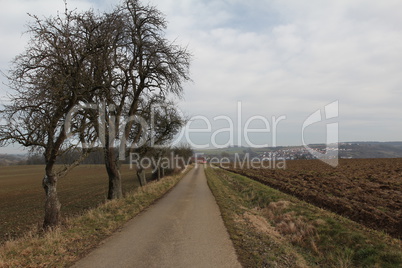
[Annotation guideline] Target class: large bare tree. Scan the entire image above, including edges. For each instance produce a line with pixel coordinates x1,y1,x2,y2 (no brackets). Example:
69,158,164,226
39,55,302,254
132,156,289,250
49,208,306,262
0,0,191,232
91,0,191,199
0,9,104,228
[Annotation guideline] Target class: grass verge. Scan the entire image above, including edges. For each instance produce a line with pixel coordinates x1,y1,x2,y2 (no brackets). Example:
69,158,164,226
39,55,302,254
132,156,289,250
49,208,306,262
206,167,402,268
0,167,191,268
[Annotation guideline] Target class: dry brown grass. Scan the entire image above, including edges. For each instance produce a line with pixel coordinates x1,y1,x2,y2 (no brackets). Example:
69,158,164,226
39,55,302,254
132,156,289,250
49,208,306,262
0,167,190,267
207,167,402,267
227,158,402,239
263,201,318,247
242,211,310,268
243,212,282,239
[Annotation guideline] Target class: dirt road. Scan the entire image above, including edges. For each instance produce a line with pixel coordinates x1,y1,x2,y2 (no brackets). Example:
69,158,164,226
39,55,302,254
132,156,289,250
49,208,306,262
72,165,241,268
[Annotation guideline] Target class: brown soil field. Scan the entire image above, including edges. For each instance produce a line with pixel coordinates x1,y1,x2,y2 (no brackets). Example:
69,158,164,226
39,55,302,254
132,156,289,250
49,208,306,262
0,165,140,244
226,158,402,239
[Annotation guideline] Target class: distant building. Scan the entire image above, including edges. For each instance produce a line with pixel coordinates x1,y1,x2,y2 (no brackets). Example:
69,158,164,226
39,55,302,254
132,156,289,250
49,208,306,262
191,156,207,164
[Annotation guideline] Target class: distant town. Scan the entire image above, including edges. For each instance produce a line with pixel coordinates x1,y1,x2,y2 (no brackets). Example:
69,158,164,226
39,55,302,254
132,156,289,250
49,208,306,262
2,141,402,166
194,141,402,162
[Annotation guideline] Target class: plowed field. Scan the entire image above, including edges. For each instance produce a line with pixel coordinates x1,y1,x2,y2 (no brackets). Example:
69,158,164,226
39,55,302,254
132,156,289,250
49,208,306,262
226,159,402,239
0,165,139,244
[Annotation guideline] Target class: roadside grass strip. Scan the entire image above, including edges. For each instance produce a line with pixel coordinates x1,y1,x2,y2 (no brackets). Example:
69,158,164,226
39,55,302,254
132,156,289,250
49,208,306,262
0,167,191,268
206,167,402,268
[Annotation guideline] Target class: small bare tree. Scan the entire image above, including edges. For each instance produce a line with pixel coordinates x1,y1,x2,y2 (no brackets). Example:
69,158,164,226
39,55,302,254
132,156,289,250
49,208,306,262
127,97,186,186
0,8,102,228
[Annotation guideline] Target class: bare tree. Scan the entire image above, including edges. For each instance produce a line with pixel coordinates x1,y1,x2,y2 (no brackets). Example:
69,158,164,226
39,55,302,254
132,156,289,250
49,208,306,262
128,97,186,186
0,0,191,231
90,0,191,199
0,8,102,228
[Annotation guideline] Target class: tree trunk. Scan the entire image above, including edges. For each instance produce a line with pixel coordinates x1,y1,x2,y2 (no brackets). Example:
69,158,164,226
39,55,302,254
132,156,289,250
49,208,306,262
42,174,61,229
136,168,147,187
105,148,123,199
136,168,143,187
107,168,122,199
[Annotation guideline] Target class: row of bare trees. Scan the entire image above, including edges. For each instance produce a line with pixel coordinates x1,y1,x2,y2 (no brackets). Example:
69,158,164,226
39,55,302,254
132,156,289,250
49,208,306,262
0,0,191,228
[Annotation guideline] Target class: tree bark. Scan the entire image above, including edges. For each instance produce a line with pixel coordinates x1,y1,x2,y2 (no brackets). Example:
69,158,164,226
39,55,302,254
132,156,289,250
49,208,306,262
136,169,142,187
136,168,147,187
105,148,123,199
142,171,146,186
42,174,61,229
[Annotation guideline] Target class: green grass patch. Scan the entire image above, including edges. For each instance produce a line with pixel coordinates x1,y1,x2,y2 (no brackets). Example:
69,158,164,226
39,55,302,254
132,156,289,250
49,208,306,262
206,167,402,268
0,167,191,267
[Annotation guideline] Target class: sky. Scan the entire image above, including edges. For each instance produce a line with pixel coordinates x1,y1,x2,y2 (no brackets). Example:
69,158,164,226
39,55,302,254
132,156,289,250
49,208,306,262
1,0,402,153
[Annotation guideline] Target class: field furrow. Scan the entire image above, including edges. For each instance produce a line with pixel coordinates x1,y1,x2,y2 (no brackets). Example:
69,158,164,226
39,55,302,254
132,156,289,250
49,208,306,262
226,159,402,239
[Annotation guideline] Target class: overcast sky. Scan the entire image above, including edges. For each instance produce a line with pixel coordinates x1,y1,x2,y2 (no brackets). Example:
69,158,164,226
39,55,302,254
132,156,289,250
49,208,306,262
1,0,402,153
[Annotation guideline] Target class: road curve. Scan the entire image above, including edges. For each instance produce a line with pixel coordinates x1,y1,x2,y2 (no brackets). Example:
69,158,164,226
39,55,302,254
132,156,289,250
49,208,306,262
72,165,241,268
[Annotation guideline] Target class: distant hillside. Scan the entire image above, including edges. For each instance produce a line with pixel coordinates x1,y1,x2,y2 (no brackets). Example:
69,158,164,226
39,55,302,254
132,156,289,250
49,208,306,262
0,154,26,166
2,142,402,166
339,142,402,159
195,141,402,160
